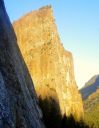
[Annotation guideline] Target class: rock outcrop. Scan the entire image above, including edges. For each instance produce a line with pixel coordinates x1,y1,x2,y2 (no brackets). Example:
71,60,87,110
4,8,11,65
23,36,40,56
0,1,45,128
13,5,84,125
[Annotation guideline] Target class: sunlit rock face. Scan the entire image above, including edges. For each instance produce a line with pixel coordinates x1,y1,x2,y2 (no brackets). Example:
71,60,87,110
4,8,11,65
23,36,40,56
13,6,84,121
0,1,45,128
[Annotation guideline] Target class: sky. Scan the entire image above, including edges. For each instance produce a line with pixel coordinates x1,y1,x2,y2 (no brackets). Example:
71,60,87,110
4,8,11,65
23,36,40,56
4,0,99,88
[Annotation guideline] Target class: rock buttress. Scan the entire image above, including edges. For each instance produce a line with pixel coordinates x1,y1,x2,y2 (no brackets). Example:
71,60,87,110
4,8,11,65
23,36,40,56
13,5,84,126
0,1,45,128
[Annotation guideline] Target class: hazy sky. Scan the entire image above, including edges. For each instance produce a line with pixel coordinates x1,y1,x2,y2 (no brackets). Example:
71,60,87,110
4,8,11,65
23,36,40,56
4,0,99,88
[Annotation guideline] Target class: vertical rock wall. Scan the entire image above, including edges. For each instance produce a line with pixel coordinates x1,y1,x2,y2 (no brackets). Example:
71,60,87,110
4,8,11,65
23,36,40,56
13,6,84,122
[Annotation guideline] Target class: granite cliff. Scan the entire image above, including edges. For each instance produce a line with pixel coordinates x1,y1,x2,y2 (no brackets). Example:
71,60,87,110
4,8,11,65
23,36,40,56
0,1,45,128
13,6,84,126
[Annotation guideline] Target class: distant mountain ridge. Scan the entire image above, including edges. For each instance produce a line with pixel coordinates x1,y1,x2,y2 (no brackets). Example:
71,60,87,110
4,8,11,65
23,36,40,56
85,75,99,87
80,75,99,100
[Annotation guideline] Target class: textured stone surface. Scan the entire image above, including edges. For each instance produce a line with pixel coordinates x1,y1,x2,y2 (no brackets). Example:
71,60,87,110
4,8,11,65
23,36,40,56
13,6,84,121
0,1,45,128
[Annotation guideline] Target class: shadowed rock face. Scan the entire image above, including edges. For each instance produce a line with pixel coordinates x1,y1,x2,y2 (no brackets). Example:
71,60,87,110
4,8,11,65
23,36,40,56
13,5,84,126
0,0,45,128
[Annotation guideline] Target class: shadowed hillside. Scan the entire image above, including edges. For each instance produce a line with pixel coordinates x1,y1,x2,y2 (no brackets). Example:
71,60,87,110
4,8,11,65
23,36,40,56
80,75,99,128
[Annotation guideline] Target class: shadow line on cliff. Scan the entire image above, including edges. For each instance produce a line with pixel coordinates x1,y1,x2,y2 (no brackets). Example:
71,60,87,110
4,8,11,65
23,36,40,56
39,96,62,128
39,96,89,128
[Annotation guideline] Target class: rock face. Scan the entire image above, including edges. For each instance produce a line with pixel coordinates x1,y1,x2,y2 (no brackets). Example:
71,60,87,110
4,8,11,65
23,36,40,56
13,6,84,124
0,1,45,128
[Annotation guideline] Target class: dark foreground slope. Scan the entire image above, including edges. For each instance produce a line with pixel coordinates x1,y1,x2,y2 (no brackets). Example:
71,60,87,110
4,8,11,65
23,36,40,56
0,0,45,128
